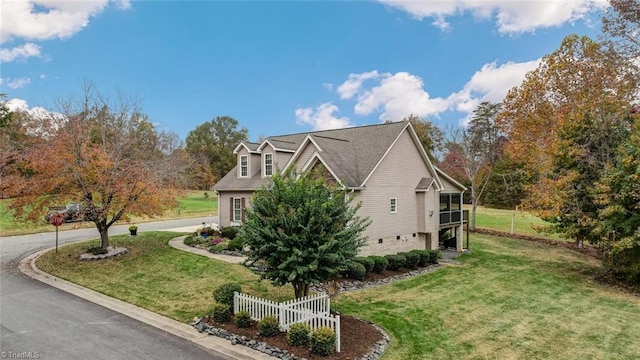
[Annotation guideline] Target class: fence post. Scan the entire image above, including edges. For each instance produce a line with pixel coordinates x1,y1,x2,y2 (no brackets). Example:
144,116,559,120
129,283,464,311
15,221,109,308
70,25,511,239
234,291,238,314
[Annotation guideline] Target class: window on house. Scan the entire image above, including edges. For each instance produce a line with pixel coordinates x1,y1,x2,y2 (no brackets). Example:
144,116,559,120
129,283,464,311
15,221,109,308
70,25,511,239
240,155,248,177
390,198,397,213
233,198,242,222
264,153,273,176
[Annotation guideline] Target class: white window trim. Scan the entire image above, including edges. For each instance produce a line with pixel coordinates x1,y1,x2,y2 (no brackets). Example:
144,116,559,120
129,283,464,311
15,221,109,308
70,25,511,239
264,153,274,177
233,198,242,222
240,155,248,178
390,198,397,213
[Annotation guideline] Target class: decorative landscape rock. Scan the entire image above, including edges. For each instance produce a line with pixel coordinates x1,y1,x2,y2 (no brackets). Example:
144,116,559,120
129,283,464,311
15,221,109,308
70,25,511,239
78,246,129,261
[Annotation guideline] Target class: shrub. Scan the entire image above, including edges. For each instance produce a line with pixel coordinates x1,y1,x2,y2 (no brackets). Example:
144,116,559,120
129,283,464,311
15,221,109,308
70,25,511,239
227,237,245,252
385,254,406,270
370,256,388,273
213,283,242,308
234,311,252,328
258,316,280,337
310,327,336,356
355,257,375,273
410,249,430,266
427,250,441,264
401,251,420,269
212,303,231,323
87,246,108,255
345,260,366,280
199,226,221,237
287,322,310,347
209,242,229,253
221,226,239,240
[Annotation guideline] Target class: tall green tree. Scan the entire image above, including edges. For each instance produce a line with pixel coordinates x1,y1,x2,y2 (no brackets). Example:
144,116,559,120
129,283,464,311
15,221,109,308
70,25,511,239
240,170,370,298
498,35,637,245
480,154,531,210
595,110,640,283
185,116,248,181
0,93,12,128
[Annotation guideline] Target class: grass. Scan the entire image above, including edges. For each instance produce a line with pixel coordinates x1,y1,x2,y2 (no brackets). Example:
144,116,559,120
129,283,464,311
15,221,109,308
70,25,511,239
36,231,640,359
0,190,217,237
36,232,291,322
337,235,640,359
467,205,564,240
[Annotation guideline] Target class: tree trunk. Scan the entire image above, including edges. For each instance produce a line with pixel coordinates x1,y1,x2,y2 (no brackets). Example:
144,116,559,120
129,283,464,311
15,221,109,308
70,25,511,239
97,221,110,249
470,186,478,231
292,282,310,298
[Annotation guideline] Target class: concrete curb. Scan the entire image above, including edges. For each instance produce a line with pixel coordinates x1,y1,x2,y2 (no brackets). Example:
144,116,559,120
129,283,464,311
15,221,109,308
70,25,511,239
18,246,275,360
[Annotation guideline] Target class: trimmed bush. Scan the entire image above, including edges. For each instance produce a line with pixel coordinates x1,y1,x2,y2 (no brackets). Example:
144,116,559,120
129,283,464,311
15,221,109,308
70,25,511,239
227,237,245,252
209,242,229,253
184,235,201,247
410,249,430,267
221,226,239,240
310,327,336,356
213,283,242,308
370,256,388,273
427,249,441,264
385,254,406,270
355,257,375,273
287,322,310,347
234,311,252,328
212,303,231,323
401,251,420,269
346,260,366,280
258,316,280,337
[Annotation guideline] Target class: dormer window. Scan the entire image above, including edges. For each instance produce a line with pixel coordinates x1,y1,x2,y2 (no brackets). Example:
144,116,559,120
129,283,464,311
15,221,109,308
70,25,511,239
264,153,273,176
240,155,248,177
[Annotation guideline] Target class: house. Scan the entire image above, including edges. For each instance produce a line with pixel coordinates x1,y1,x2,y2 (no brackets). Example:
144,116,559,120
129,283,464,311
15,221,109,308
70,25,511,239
213,120,468,256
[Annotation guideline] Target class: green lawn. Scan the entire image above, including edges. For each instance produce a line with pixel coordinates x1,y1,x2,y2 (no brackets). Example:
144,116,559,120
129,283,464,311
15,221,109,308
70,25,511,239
468,205,563,240
36,232,640,359
0,190,217,237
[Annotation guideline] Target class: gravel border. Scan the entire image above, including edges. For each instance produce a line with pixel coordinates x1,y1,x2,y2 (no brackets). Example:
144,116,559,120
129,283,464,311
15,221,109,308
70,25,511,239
78,246,129,261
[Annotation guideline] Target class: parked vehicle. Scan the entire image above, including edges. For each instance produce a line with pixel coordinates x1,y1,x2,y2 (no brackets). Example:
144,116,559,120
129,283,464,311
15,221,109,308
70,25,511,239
44,203,85,223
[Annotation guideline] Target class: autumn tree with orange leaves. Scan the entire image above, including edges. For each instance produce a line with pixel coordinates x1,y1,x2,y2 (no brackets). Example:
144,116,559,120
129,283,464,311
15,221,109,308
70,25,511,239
1,84,186,249
498,34,637,246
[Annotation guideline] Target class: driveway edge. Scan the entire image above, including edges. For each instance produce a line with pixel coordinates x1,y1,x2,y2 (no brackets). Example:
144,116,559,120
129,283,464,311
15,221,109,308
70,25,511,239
18,247,276,360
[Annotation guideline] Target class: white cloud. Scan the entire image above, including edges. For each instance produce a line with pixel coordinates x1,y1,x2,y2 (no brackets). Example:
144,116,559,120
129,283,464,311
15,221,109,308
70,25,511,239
0,1,110,43
377,0,608,33
343,71,449,121
330,60,539,125
450,59,541,116
0,77,32,89
0,42,41,62
337,71,381,99
295,102,352,131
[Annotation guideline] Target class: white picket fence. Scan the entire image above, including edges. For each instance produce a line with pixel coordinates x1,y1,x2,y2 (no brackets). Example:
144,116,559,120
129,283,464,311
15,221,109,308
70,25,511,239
233,291,341,352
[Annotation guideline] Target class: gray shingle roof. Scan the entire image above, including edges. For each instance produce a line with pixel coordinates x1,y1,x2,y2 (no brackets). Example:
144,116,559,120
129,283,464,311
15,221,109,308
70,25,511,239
214,121,410,190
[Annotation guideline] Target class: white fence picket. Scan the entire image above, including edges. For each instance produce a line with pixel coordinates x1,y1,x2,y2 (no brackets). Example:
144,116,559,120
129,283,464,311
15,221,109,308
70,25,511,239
233,291,341,352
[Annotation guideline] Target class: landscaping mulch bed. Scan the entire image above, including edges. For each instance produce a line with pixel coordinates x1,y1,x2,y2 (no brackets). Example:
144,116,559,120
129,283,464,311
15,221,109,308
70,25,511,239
202,266,437,359
204,314,383,360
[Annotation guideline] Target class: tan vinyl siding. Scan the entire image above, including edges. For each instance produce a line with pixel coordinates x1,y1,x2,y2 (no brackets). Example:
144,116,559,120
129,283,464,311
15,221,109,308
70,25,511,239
217,191,254,227
276,151,293,171
251,153,261,176
294,142,319,172
440,175,462,192
356,129,438,256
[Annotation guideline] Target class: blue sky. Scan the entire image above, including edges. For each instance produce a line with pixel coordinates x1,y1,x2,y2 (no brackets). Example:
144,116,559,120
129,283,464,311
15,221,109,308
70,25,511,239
1,1,606,141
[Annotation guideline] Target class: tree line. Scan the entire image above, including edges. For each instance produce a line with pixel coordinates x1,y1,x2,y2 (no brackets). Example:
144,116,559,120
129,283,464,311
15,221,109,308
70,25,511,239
1,0,638,285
